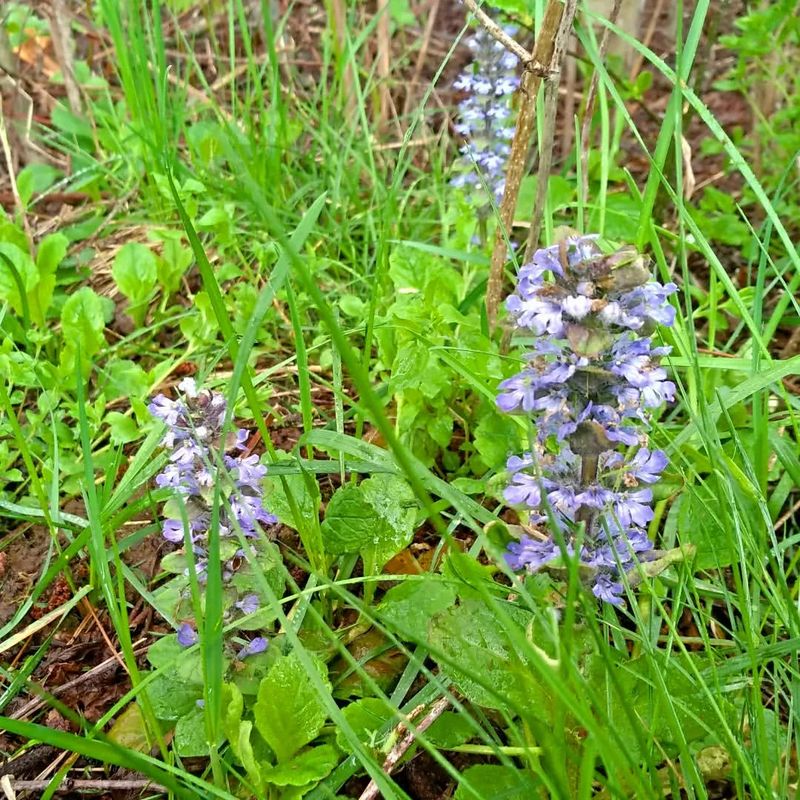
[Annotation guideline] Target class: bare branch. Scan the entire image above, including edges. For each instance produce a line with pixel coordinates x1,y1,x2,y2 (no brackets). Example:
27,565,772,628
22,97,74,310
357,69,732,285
485,0,565,331
357,697,450,800
461,0,532,63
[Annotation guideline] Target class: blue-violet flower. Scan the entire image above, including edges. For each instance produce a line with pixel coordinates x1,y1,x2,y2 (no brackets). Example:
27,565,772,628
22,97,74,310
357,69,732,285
149,377,276,654
499,235,677,605
452,25,519,203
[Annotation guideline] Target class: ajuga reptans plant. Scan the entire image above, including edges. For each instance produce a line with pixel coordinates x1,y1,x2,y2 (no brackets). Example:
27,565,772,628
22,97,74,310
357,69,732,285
498,234,677,605
149,378,274,657
452,24,519,205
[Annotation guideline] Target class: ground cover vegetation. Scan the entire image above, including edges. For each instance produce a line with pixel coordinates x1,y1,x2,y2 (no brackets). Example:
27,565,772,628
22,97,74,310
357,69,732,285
0,0,799,797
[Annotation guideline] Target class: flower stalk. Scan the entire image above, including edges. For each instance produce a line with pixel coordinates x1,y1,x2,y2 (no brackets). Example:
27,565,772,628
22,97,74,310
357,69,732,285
149,378,275,654
498,234,677,605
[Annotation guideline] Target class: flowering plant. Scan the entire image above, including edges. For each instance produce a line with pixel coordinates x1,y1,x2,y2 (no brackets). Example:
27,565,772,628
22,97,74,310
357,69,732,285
149,377,279,658
452,25,519,204
498,233,678,605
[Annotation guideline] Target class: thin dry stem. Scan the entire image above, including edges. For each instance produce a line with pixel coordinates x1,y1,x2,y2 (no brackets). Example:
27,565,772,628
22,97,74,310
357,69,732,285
376,0,392,126
401,0,441,118
579,0,622,210
357,697,450,800
0,777,165,794
485,1,565,331
461,0,532,64
46,0,82,115
525,0,579,260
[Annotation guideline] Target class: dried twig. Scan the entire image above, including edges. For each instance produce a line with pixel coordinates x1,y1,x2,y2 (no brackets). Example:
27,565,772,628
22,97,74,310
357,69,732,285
0,777,165,795
401,0,441,119
579,0,622,211
485,1,565,331
357,697,450,800
376,0,393,128
46,0,82,115
525,0,579,259
461,0,531,64
326,0,357,120
10,641,148,721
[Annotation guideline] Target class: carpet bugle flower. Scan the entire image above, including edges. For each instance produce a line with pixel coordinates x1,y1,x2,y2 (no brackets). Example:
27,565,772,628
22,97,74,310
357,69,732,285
149,379,275,651
498,234,677,605
452,24,519,203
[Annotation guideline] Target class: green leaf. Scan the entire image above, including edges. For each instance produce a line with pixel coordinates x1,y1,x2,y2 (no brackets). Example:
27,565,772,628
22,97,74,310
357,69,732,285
428,599,538,712
471,409,521,472
338,294,366,319
112,242,158,324
0,242,38,318
16,163,62,208
334,698,394,755
156,232,193,294
320,485,381,555
174,706,210,757
237,720,265,794
260,744,338,787
454,765,538,800
104,359,150,399
378,576,456,641
221,683,244,749
107,411,140,445
107,703,150,753
59,286,109,374
676,476,738,570
143,670,202,721
359,474,417,569
30,232,67,325
254,651,330,763
320,477,416,568
425,712,475,749
179,290,218,346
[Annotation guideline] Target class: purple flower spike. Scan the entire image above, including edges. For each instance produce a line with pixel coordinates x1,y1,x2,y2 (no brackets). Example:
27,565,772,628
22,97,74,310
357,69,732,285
149,380,276,663
177,623,198,647
498,235,676,605
237,637,268,659
235,594,260,615
163,519,185,543
592,574,624,605
451,24,519,202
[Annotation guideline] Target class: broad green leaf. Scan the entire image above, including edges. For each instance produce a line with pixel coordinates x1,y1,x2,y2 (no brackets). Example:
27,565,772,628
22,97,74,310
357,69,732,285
428,599,539,712
112,242,158,324
378,576,456,641
174,706,210,757
472,408,521,472
30,232,68,325
425,712,475,749
142,670,202,721
59,286,109,374
107,411,140,444
16,163,62,207
334,698,394,755
454,765,538,800
260,744,338,787
221,683,244,751
237,720,265,794
676,476,739,570
359,474,417,568
107,703,150,753
156,233,193,294
0,242,38,317
104,359,151,399
320,485,382,555
179,290,218,346
254,651,330,763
